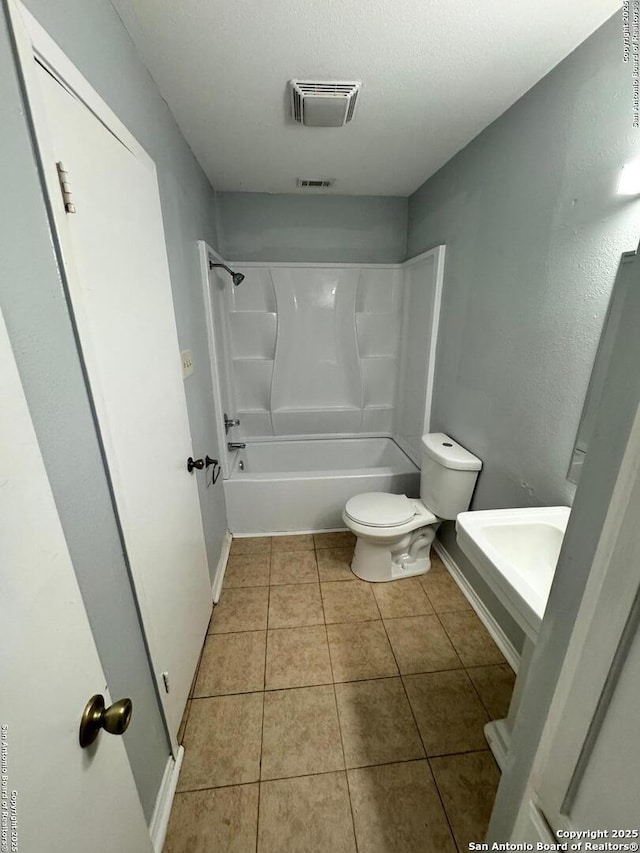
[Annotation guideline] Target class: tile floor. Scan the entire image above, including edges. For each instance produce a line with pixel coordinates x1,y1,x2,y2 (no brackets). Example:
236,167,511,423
165,533,515,853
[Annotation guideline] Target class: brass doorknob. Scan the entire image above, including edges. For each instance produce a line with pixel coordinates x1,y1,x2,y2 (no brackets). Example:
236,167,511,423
79,694,133,748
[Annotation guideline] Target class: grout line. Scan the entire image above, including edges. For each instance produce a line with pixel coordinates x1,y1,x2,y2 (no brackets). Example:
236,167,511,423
331,681,359,852
176,750,498,796
177,699,192,746
192,666,497,702
256,573,270,853
372,602,461,848
373,583,460,851
176,779,260,793
465,668,501,723
378,616,426,752
182,622,212,744
427,746,502,853
322,580,360,852
427,755,462,852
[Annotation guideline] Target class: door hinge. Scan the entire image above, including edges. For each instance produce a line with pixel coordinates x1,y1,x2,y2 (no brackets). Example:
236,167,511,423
55,161,76,213
162,671,170,693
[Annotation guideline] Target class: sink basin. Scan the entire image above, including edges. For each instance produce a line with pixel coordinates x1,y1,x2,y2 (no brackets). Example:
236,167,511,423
456,506,571,639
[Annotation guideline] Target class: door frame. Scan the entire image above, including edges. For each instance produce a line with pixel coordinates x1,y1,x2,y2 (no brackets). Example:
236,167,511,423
7,0,182,756
198,240,238,479
504,247,640,840
512,389,640,837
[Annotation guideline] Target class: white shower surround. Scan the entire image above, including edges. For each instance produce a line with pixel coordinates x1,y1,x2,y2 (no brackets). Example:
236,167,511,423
225,262,406,437
199,243,445,533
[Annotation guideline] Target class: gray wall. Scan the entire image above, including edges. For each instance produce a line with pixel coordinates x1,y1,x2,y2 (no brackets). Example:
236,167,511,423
217,191,408,262
1,0,228,821
407,15,640,651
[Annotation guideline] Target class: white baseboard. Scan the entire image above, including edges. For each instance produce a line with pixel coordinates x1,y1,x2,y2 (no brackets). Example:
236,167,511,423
149,746,184,852
212,530,232,604
434,540,520,674
232,526,350,538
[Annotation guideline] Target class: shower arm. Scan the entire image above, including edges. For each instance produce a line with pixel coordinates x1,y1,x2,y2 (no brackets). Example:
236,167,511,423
209,261,245,286
209,261,234,275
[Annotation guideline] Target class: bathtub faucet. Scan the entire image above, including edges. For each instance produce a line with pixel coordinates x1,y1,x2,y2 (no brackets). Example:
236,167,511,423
224,413,240,434
228,442,246,451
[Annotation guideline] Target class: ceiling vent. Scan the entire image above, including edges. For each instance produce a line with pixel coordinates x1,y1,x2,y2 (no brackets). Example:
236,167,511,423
296,178,335,189
289,80,361,127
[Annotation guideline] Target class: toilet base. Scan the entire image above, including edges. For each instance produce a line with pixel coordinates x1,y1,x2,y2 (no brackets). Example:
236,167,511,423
350,533,436,583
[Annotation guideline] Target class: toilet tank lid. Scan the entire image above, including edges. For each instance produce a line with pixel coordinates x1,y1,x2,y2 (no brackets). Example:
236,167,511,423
421,433,482,471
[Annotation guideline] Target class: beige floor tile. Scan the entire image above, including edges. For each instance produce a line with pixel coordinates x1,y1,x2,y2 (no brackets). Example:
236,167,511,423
265,625,332,689
314,531,356,549
258,772,356,853
209,587,269,634
384,615,462,674
178,694,263,790
420,571,472,613
230,536,271,556
271,533,315,551
224,554,270,588
439,611,506,667
261,685,344,779
372,577,434,618
317,548,356,582
270,551,318,585
404,670,489,756
335,677,424,768
327,620,398,682
177,699,191,745
321,580,379,623
348,761,457,853
268,583,324,628
194,632,266,696
467,664,516,720
164,785,259,853
431,751,500,851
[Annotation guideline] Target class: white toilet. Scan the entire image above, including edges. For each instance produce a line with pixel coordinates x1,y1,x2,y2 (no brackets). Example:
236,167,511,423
343,433,482,582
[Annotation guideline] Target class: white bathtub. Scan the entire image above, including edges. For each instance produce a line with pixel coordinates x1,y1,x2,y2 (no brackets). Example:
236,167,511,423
224,437,420,535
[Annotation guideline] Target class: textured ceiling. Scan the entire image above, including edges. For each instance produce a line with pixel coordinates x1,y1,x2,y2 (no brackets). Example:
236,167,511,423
110,0,619,196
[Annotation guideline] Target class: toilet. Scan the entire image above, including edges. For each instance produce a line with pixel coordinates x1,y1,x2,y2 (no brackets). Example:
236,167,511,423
343,433,482,582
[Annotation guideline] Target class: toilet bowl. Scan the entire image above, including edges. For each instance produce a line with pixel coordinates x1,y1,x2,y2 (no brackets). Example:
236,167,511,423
342,433,482,582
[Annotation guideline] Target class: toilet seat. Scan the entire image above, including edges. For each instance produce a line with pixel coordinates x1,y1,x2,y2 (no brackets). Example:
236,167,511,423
343,496,438,542
345,492,416,528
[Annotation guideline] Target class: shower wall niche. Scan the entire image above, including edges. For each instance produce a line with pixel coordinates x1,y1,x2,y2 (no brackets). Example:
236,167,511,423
204,247,445,451
222,263,404,437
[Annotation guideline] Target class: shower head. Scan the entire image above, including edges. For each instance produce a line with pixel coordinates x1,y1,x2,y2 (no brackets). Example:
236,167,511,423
209,261,245,287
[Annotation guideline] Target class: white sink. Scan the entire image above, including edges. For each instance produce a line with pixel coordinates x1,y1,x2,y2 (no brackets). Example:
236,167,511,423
456,506,571,640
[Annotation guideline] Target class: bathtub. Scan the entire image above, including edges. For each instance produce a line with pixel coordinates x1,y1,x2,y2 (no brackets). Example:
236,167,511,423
224,436,420,535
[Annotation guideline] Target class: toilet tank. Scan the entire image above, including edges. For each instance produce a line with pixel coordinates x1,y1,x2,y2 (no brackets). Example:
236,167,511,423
420,433,482,520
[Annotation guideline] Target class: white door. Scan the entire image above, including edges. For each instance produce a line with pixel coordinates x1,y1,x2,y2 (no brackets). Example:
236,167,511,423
0,311,153,853
31,59,211,740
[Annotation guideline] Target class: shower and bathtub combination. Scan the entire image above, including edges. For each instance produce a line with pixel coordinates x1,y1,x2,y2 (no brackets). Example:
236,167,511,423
198,241,446,536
